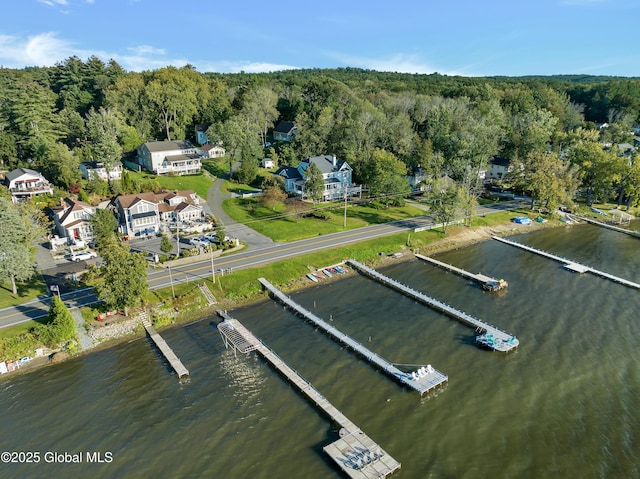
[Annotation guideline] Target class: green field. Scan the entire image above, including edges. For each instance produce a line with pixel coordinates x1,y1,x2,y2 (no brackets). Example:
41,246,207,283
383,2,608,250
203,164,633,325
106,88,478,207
0,276,49,310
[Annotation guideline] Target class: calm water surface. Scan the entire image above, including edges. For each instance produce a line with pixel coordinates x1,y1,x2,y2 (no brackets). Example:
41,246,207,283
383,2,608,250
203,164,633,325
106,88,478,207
1,223,639,479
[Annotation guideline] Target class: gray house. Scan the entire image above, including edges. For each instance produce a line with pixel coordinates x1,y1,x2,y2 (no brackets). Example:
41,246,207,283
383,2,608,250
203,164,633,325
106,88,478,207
274,155,361,201
136,141,201,175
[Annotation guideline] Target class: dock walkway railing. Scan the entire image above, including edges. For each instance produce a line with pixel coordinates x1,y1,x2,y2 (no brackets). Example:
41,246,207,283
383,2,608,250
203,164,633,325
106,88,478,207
346,260,519,352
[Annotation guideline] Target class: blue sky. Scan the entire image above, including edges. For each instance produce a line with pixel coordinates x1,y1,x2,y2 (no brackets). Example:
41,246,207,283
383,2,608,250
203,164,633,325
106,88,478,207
0,0,638,77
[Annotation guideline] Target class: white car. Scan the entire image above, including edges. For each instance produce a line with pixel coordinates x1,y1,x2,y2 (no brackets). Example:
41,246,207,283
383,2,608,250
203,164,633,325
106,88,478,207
70,251,97,262
190,237,210,247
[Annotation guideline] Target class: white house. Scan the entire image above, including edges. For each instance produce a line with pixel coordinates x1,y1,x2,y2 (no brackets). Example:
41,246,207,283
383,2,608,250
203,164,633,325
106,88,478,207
486,157,511,181
197,143,226,159
274,155,361,201
136,141,201,175
114,190,203,238
273,121,296,142
80,161,123,181
3,168,53,203
51,197,96,243
261,158,276,168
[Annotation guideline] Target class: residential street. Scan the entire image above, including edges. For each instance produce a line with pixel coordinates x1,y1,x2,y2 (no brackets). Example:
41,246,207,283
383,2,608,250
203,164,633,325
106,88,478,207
0,187,522,328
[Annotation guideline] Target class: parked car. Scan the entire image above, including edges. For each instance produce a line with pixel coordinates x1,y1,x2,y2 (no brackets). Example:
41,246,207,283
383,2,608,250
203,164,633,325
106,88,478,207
70,250,98,262
203,233,218,243
190,237,210,247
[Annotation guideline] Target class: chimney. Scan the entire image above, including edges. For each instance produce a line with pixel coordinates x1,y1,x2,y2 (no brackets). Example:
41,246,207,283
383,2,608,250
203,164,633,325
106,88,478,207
332,154,337,167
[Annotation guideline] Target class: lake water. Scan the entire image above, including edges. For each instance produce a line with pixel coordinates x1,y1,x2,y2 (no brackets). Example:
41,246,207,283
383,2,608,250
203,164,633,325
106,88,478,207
1,222,639,479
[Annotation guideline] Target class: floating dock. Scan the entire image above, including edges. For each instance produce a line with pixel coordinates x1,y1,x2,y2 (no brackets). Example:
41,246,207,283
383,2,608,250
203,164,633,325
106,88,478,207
216,312,401,479
492,236,640,290
141,314,189,379
258,278,448,395
346,260,519,353
414,253,508,291
568,214,640,238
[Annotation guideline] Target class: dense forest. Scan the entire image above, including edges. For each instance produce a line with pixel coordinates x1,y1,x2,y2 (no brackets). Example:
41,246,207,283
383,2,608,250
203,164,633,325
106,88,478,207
1,56,639,211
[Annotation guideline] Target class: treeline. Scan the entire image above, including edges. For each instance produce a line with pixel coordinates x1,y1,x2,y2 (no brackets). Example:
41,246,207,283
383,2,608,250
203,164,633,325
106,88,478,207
1,57,639,210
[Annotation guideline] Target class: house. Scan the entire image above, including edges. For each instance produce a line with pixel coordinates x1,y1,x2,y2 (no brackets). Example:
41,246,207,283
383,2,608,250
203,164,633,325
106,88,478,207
486,157,511,181
261,158,276,169
113,190,203,237
195,123,211,145
407,166,428,193
3,168,53,203
274,155,361,202
197,143,226,159
51,198,96,243
79,161,123,181
273,121,296,142
136,141,201,175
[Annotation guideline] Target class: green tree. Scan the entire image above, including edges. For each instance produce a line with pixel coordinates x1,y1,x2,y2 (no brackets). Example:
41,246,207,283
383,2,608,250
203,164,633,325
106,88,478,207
160,234,173,254
428,177,464,234
37,296,77,347
568,140,622,205
86,107,123,180
90,208,119,250
305,162,325,203
362,149,411,206
0,198,47,294
242,86,279,147
95,237,148,316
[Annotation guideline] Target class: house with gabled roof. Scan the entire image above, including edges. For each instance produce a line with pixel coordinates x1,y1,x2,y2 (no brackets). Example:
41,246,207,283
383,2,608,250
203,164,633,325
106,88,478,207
3,168,53,203
51,198,96,243
273,121,296,142
196,143,226,159
80,161,123,181
195,123,211,145
136,141,201,175
274,155,361,202
113,190,203,237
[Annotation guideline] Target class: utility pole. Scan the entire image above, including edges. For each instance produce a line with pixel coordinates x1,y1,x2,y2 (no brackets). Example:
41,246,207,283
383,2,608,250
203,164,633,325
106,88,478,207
167,265,175,298
211,248,215,284
343,193,347,228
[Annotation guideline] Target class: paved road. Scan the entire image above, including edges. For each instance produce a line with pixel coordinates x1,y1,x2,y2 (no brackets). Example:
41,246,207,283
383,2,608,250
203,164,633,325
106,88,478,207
0,199,525,328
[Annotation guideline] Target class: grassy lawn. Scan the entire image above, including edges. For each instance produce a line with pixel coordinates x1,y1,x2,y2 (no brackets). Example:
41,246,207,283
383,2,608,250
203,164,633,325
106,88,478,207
0,276,49,309
126,170,214,199
222,198,426,242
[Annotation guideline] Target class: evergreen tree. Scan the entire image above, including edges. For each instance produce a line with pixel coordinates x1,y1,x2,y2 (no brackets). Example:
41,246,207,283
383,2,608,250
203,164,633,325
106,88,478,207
38,296,77,347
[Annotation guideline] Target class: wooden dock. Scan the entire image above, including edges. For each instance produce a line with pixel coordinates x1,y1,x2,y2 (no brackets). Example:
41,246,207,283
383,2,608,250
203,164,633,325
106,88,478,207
258,278,448,396
140,314,189,379
568,214,640,238
492,236,640,290
414,253,508,291
346,260,519,353
216,313,401,479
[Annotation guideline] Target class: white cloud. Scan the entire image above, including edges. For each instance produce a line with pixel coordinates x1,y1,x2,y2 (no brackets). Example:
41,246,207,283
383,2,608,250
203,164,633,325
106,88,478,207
327,52,461,76
0,31,300,73
37,0,68,6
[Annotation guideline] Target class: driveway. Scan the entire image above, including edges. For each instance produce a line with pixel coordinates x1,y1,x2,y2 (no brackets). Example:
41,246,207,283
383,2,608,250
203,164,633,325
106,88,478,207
206,177,274,248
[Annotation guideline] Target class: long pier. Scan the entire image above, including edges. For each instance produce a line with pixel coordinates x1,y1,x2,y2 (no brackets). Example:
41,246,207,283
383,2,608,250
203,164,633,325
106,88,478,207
216,312,401,479
258,278,448,395
569,214,640,238
414,253,508,291
346,260,519,352
141,314,189,379
492,236,640,290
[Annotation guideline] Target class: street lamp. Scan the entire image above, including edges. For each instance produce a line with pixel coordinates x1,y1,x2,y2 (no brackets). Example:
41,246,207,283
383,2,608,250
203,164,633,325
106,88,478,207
167,264,175,298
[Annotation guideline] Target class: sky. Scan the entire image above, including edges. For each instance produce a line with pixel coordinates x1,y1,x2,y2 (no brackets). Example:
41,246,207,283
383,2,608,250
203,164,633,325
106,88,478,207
0,0,638,77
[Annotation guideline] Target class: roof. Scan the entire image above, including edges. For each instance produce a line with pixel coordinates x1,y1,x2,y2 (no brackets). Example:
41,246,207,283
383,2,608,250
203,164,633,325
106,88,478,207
302,155,347,174
141,140,193,152
165,153,200,164
489,157,511,167
274,165,302,180
81,161,122,169
5,168,46,182
195,123,211,132
56,198,94,226
116,190,199,210
274,121,295,134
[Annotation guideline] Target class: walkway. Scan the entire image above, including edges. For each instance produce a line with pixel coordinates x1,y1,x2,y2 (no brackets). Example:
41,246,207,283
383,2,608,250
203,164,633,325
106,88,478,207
258,278,448,395
492,236,640,290
216,313,401,478
569,214,640,238
206,177,274,248
414,253,508,291
347,260,519,352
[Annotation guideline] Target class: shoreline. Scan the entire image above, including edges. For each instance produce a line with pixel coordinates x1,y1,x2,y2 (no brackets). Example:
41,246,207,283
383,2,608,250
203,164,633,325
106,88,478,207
1,217,567,380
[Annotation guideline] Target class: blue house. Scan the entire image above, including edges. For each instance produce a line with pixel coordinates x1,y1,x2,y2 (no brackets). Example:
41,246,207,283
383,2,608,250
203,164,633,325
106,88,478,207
274,155,361,201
